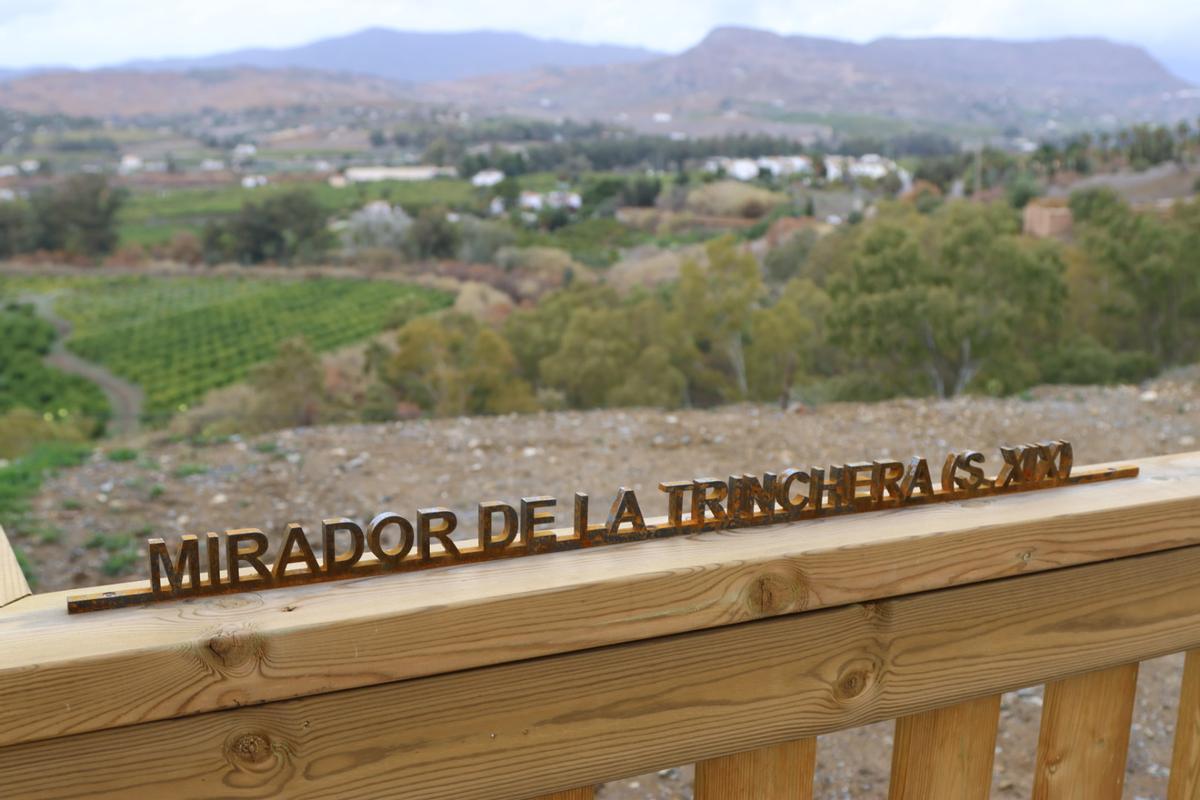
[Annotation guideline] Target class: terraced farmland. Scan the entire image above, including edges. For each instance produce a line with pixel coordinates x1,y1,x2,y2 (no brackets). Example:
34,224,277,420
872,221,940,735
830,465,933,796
2,275,451,421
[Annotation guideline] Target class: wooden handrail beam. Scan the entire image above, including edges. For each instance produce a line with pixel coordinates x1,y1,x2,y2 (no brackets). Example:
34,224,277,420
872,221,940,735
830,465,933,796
2,542,1199,799
0,453,1196,749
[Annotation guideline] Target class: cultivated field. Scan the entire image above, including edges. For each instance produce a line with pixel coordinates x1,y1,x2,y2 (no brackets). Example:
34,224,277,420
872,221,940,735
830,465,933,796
0,274,452,419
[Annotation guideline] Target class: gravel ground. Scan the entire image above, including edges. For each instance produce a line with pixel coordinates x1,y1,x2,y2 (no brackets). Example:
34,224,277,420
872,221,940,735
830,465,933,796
14,374,1200,799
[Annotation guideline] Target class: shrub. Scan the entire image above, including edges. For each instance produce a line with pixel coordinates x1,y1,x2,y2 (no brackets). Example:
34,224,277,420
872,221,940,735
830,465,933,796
685,181,786,218
342,202,412,254
164,231,204,265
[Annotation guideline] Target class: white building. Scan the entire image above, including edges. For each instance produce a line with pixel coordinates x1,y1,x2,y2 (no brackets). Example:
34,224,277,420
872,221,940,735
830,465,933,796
241,175,268,189
200,159,225,172
344,165,455,183
232,143,257,160
546,190,582,211
0,188,16,203
848,154,891,181
518,191,544,211
471,168,505,188
118,154,143,175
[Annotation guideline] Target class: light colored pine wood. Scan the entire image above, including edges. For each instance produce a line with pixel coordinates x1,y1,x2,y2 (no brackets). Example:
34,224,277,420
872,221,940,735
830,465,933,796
529,789,594,800
888,694,1001,799
0,453,1193,749
694,738,816,799
1,543,1197,800
1032,662,1139,799
0,524,31,608
1169,651,1200,799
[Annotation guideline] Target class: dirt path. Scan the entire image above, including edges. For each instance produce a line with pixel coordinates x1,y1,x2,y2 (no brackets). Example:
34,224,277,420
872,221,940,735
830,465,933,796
23,293,144,437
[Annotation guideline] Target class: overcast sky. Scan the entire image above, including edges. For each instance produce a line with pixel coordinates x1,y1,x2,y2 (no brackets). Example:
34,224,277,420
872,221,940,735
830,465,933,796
2,0,1198,80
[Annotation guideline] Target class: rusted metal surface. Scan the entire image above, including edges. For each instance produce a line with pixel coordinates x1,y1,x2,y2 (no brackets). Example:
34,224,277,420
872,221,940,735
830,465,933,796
66,440,1136,613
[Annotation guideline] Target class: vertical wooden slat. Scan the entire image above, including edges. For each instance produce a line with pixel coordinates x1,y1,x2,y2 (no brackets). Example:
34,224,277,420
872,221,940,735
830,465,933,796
694,738,816,799
1032,662,1139,799
530,789,594,800
1169,651,1200,799
888,694,1001,799
0,524,32,608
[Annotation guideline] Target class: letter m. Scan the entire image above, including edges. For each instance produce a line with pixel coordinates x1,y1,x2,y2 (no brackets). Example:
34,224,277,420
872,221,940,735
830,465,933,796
149,535,201,595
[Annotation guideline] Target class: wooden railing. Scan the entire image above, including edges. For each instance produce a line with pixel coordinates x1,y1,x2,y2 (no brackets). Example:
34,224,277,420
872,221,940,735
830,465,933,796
1,451,1199,799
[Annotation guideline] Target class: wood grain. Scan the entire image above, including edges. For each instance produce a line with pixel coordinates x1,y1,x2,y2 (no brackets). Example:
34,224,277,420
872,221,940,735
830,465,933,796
1032,662,1139,800
2,544,1199,800
1,453,1197,750
694,739,816,799
1169,651,1200,799
888,694,1000,799
529,789,594,800
0,523,30,608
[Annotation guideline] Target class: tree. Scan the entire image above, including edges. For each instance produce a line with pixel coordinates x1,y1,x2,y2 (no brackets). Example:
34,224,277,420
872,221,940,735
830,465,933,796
31,175,127,257
621,176,662,207
0,201,34,259
503,284,615,384
457,216,515,263
380,314,536,416
764,228,818,284
246,337,327,430
745,278,830,407
538,297,686,409
206,189,333,265
1006,175,1042,209
671,237,763,402
342,203,412,254
1074,195,1200,365
407,207,460,260
827,202,1066,397
422,136,461,167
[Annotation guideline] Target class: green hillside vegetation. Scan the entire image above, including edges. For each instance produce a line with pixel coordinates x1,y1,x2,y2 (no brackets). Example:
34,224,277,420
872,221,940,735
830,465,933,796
347,193,1196,421
19,276,453,420
0,303,110,458
119,178,477,247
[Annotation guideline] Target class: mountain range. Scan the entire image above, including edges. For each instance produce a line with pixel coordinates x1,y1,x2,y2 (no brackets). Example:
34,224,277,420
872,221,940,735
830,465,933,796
423,28,1195,133
0,27,1194,135
118,28,660,84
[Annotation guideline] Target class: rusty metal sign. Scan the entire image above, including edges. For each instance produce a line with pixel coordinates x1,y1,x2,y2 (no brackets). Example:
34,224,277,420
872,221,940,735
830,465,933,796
66,440,1136,613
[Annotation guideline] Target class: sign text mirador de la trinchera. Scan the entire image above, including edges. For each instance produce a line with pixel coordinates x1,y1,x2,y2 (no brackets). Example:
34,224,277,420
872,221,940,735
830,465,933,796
66,439,1137,612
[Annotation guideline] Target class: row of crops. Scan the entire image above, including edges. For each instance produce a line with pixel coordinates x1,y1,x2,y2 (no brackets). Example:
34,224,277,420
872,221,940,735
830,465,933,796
0,274,452,423
0,302,110,427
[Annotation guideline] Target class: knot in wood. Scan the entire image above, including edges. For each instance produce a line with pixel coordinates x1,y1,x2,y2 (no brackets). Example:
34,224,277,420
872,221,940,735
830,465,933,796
229,733,272,764
742,568,807,617
205,627,263,671
836,669,868,700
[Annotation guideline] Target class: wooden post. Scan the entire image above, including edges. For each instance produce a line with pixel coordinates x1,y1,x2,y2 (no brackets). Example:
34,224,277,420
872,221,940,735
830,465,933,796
888,694,1001,799
1033,663,1139,799
694,738,816,800
0,523,31,608
1169,650,1200,799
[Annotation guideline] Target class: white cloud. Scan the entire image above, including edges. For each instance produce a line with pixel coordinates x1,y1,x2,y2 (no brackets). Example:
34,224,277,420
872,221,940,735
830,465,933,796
0,0,1196,76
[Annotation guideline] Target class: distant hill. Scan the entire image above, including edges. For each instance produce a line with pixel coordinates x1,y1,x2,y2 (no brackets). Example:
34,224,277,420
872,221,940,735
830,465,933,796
120,28,660,84
0,68,408,117
419,27,1197,134
0,27,1193,133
